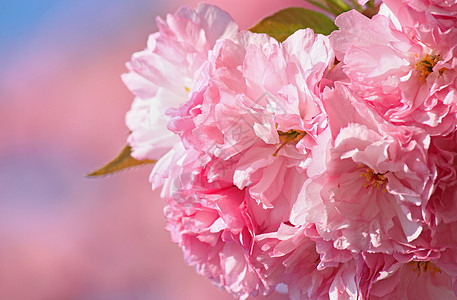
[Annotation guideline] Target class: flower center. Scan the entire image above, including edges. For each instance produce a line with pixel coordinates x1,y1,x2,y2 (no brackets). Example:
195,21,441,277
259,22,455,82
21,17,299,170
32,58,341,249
409,261,441,276
415,54,443,81
273,129,306,157
360,166,388,190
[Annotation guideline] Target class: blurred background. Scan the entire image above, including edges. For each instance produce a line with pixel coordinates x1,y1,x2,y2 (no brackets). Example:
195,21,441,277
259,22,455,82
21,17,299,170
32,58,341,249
0,0,305,299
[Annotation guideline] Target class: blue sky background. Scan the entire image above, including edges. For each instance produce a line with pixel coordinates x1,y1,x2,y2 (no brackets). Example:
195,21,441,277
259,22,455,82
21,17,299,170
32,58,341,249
0,1,294,298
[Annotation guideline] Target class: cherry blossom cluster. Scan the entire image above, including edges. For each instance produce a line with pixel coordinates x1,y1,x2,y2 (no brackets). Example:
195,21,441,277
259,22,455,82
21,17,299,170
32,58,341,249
122,1,457,299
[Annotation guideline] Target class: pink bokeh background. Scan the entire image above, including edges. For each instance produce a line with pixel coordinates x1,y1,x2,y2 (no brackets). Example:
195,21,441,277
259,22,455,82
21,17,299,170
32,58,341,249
1,0,305,299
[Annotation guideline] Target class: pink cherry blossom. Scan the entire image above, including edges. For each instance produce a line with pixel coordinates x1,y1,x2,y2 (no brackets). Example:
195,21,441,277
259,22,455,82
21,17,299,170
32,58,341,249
426,130,457,226
168,28,333,155
117,2,457,299
159,147,268,299
292,83,435,253
255,223,360,299
122,3,238,160
423,130,457,272
382,0,457,33
154,137,306,299
157,27,345,299
167,28,334,209
164,187,268,300
360,253,457,299
330,8,457,135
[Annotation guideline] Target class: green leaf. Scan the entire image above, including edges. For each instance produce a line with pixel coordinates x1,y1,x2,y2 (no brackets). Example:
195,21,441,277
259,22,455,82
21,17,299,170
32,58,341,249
323,0,352,15
250,7,338,42
305,0,332,13
87,145,155,177
305,0,351,16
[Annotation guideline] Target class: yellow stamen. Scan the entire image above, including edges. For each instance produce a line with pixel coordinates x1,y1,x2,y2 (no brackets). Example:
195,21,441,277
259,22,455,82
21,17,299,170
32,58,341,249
360,167,388,191
409,261,442,276
415,54,441,81
273,129,306,157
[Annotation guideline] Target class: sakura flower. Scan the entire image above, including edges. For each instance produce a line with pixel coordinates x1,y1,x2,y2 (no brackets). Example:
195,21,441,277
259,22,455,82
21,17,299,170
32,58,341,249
426,130,457,226
164,187,268,300
168,28,334,208
169,27,334,156
159,147,269,299
423,130,457,260
382,0,457,33
255,222,360,299
155,139,309,299
123,3,238,160
111,1,457,298
330,8,457,135
360,253,457,299
292,83,436,253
